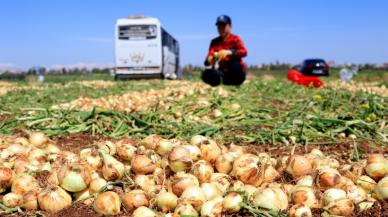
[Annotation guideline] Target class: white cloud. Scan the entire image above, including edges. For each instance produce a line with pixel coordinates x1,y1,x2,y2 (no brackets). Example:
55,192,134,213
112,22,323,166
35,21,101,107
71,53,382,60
48,62,114,70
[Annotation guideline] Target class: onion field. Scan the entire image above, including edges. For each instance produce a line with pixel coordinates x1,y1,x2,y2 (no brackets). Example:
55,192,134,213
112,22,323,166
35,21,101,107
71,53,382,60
0,70,387,217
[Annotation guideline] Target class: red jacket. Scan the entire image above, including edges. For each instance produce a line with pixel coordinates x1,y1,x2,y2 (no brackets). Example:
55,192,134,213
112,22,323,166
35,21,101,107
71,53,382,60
205,34,247,71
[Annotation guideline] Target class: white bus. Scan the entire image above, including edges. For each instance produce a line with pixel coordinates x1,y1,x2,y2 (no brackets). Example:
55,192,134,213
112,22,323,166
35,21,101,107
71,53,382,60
114,16,180,80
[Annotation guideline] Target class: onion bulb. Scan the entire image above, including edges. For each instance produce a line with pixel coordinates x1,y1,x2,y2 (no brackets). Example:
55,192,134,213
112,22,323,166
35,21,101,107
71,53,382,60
190,135,207,146
262,164,280,183
98,141,117,155
344,184,366,203
3,192,23,208
89,178,108,194
286,155,312,179
29,132,48,148
38,186,72,212
21,191,38,210
374,176,388,200
155,191,178,212
11,174,39,195
133,206,158,217
173,203,198,217
289,204,312,217
199,139,221,164
215,153,235,174
180,186,206,211
123,190,149,211
0,167,13,193
131,154,156,175
231,180,245,192
316,168,341,190
223,192,243,213
171,172,199,197
191,160,214,183
296,175,314,187
141,134,161,150
325,198,354,216
117,142,137,161
210,173,232,193
200,197,223,217
134,175,156,194
93,191,121,215
251,187,288,211
356,175,377,192
57,163,91,192
291,186,319,208
365,154,387,181
156,139,175,156
168,146,192,173
182,144,202,161
201,183,222,201
323,188,347,205
232,154,263,186
99,150,125,180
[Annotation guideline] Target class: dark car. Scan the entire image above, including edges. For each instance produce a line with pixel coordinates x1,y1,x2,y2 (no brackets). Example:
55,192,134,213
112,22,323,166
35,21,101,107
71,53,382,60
293,59,330,76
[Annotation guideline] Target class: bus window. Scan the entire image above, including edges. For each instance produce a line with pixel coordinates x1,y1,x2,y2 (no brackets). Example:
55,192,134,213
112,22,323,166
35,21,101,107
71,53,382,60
119,25,157,40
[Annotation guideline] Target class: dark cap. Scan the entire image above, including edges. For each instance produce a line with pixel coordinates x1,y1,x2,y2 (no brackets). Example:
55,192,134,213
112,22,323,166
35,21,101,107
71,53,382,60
215,15,232,25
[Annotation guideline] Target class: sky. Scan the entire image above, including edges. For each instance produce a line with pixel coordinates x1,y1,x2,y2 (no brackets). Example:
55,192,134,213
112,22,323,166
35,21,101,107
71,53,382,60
0,0,388,70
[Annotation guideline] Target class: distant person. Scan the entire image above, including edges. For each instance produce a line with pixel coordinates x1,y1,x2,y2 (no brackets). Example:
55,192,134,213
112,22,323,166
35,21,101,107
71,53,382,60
202,15,248,86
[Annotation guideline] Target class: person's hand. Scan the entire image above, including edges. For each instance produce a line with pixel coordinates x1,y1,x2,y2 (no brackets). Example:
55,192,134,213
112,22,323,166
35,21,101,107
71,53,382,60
207,56,215,65
218,49,232,61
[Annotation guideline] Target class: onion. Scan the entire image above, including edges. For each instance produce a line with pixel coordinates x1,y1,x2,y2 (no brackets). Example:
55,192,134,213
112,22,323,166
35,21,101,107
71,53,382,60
323,188,347,205
11,174,39,195
215,153,235,174
3,192,23,208
340,162,364,182
99,150,125,180
286,155,312,179
0,167,13,193
28,148,47,163
356,175,377,192
289,204,312,217
325,198,354,216
38,186,72,212
223,192,243,213
276,156,289,173
89,178,108,194
251,187,288,211
191,160,214,183
123,190,149,211
316,167,341,190
190,135,207,146
168,146,192,173
291,186,319,208
141,134,161,150
232,154,263,186
80,149,102,170
244,185,259,199
358,201,375,212
133,206,158,217
58,151,80,164
116,142,137,161
262,164,280,183
93,191,121,215
200,196,223,217
345,184,366,203
180,186,206,211
29,132,48,148
229,144,245,156
156,139,175,156
14,137,30,146
13,155,29,174
58,163,91,192
171,172,199,197
310,149,325,158
7,143,28,156
21,191,38,210
131,154,156,175
74,189,91,201
174,203,198,217
374,176,388,200
155,191,178,212
231,180,245,192
199,139,221,164
182,144,202,161
98,141,117,155
134,175,156,194
201,183,222,201
296,175,314,187
365,154,387,181
210,173,232,193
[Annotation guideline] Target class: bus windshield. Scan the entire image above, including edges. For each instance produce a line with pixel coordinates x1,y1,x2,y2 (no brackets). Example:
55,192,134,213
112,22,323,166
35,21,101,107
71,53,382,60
118,25,157,40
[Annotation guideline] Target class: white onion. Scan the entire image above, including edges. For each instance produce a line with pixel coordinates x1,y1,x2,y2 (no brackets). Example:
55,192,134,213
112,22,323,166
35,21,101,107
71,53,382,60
223,192,243,213
191,160,214,183
201,183,222,201
345,184,366,203
296,175,314,187
374,176,388,200
180,186,206,211
156,139,175,156
365,154,387,181
251,187,288,211
57,163,91,192
168,146,192,173
323,188,347,205
155,191,178,212
133,206,158,217
200,196,223,217
89,178,107,194
29,132,48,148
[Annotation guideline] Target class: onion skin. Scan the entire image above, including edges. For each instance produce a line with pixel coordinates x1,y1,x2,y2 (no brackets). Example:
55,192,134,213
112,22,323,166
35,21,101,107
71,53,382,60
200,197,223,217
38,186,72,212
356,175,377,192
232,154,263,186
0,167,13,193
223,192,243,213
289,204,312,217
251,187,288,211
89,178,108,194
173,203,199,217
29,132,48,148
155,191,178,212
180,186,206,211
201,183,222,201
291,186,319,208
93,191,121,215
365,154,387,181
374,176,388,200
123,190,149,212
286,155,312,179
21,191,38,210
199,140,221,164
100,150,125,180
131,154,156,175
325,198,354,216
117,142,137,161
215,153,235,174
133,206,158,217
171,172,199,197
191,160,214,183
317,168,342,190
323,188,347,205
57,163,91,192
3,192,23,208
11,174,39,195
142,134,161,150
168,146,192,173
